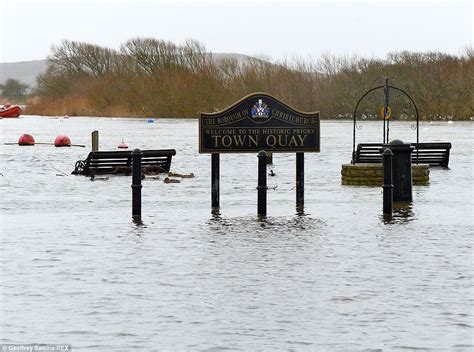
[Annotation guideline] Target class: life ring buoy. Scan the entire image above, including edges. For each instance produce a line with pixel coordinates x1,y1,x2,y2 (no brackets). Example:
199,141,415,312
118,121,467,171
380,106,392,120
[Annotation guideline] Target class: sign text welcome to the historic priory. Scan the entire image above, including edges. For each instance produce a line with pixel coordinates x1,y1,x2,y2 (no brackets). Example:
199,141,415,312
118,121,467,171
199,93,320,153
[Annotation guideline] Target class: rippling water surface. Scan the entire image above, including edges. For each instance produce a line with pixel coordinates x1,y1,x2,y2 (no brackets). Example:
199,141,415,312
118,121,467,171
1,117,473,351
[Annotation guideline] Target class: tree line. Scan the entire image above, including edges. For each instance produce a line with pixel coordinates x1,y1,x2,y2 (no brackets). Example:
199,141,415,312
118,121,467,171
26,38,473,120
0,78,29,102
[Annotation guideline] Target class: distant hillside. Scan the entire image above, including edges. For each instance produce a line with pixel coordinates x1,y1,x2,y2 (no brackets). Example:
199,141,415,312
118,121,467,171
0,53,253,89
0,60,47,88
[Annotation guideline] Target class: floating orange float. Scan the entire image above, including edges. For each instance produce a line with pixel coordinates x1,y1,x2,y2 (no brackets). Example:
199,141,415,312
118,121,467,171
54,135,72,147
118,139,128,149
18,134,35,146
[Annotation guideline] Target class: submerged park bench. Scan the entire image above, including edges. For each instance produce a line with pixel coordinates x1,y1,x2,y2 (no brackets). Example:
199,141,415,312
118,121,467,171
72,149,176,176
353,142,451,167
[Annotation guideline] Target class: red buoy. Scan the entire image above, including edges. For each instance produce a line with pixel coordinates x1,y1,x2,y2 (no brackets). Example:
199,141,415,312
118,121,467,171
118,139,128,149
54,135,71,147
18,134,35,146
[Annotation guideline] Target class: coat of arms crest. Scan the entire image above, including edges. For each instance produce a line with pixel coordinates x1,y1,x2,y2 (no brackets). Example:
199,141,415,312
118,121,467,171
251,99,271,118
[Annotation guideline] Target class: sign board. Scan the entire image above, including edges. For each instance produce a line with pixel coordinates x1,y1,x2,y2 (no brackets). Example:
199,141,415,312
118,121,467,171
199,92,320,153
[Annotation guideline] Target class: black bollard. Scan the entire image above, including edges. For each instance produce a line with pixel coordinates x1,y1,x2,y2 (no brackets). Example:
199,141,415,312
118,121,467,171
257,150,268,216
296,152,304,212
211,153,220,210
387,139,414,202
382,148,393,218
131,148,143,222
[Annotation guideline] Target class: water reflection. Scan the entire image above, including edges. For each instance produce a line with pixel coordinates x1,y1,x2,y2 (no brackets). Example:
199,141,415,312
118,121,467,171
394,203,414,219
211,207,221,216
207,214,326,237
381,203,415,224
295,207,305,216
132,217,144,226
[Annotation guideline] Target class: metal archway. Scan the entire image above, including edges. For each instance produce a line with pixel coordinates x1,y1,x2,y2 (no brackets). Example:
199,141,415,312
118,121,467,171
351,79,420,164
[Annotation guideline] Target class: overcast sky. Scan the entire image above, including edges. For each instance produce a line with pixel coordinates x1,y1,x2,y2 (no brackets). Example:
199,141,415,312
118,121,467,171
0,0,472,63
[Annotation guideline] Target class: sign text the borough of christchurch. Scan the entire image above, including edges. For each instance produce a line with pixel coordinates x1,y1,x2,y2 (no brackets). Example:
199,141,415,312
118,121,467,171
199,93,320,153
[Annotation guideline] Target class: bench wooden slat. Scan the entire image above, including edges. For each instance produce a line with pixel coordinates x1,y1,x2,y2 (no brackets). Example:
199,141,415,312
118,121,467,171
72,149,176,175
89,158,170,164
354,142,451,167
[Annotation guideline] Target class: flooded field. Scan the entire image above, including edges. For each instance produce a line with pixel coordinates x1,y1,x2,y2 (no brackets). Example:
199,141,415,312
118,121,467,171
1,116,473,351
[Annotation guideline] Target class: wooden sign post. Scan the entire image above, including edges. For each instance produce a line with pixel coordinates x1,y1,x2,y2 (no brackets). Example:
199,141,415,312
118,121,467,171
199,92,320,215
91,130,99,151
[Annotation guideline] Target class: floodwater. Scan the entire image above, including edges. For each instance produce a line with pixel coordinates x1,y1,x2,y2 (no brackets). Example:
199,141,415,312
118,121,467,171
1,116,473,351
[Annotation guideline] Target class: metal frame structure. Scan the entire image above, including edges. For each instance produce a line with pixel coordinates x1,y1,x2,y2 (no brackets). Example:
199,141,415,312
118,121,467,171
351,78,420,164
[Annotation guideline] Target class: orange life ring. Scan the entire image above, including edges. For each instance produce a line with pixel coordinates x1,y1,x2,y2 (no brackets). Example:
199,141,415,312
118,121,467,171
380,106,392,120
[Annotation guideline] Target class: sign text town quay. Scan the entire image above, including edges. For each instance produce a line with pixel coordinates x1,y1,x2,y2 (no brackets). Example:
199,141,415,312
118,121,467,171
199,93,320,153
200,92,320,215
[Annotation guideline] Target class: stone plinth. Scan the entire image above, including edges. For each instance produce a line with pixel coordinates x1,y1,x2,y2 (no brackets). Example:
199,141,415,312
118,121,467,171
341,163,430,186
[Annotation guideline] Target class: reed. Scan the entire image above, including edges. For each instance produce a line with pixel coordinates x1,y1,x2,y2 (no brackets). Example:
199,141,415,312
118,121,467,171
25,39,474,120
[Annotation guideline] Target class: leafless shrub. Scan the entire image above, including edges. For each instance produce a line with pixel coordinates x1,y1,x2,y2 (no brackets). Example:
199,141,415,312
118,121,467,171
29,38,474,119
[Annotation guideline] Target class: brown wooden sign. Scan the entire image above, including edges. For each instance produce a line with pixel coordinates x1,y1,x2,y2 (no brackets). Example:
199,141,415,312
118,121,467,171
199,92,320,153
